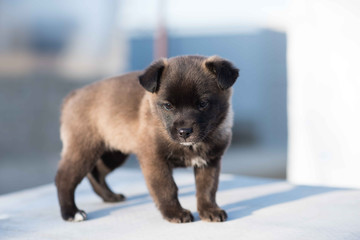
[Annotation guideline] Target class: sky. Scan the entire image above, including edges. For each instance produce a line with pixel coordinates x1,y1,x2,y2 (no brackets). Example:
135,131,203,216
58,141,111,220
119,0,291,35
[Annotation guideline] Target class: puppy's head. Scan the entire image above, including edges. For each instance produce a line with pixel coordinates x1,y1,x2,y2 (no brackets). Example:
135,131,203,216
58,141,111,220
139,55,239,146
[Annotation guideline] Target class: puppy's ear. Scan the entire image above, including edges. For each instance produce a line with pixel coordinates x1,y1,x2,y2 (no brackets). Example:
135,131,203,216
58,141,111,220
205,56,239,90
139,59,167,93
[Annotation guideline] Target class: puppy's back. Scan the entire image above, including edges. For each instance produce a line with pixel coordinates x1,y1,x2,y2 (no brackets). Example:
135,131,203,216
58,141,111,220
60,71,146,153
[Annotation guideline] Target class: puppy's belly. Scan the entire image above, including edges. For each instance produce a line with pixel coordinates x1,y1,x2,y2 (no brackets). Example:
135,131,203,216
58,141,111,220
103,135,135,154
99,123,138,154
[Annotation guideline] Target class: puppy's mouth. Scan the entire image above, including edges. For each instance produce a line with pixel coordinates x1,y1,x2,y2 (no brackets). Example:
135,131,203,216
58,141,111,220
179,142,195,146
178,135,205,146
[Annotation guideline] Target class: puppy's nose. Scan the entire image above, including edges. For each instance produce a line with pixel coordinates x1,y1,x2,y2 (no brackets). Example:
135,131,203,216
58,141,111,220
178,128,193,139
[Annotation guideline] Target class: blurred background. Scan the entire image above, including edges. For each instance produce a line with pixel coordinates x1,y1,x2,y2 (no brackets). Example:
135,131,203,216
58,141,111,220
1,0,359,194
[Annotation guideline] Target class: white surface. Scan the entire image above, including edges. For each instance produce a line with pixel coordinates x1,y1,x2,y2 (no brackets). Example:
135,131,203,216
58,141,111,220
287,0,360,188
1,169,360,240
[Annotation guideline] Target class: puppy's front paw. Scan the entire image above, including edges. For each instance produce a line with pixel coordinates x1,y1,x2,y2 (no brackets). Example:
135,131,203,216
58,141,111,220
199,208,227,222
163,208,194,223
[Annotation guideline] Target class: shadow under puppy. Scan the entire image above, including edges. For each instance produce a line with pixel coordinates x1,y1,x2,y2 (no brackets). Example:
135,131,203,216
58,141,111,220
55,55,239,223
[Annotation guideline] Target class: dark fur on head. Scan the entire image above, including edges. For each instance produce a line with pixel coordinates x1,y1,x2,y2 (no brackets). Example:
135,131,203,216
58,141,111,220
139,56,239,145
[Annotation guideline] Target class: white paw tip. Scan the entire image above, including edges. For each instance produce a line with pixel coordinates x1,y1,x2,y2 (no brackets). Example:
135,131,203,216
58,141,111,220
73,211,87,222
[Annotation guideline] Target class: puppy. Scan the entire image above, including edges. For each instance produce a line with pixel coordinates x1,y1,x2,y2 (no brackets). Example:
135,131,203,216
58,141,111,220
55,55,239,223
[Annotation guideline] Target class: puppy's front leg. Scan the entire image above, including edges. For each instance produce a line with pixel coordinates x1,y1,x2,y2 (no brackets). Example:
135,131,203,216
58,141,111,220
140,158,194,223
194,159,227,222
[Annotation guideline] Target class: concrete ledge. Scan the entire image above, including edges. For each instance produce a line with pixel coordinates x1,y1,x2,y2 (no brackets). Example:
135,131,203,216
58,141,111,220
1,169,359,240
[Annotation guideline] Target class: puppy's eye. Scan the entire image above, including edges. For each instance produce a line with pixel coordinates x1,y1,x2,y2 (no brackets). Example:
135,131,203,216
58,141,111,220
198,100,209,110
162,103,174,111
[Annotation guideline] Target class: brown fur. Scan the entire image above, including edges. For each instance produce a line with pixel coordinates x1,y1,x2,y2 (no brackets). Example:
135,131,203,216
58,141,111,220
55,55,239,223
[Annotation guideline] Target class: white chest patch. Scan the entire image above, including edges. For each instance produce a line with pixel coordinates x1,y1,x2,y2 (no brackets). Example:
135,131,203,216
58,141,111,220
191,157,208,168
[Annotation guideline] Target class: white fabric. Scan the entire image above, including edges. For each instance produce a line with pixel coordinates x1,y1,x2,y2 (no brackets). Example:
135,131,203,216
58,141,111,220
287,0,360,188
1,169,359,240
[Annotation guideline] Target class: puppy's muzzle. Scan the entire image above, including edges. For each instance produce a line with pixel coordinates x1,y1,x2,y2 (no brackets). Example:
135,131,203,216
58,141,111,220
178,128,193,140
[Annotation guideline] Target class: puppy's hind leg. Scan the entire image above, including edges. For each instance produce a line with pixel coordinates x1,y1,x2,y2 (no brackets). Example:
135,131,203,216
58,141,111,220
87,151,128,202
55,141,104,222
